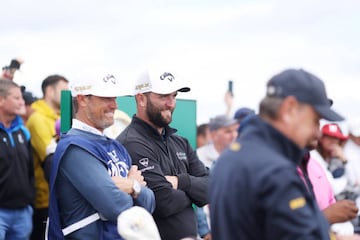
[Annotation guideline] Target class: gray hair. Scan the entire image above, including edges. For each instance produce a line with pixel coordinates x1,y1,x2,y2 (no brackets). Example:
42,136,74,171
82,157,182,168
0,80,20,97
259,96,284,120
72,97,79,114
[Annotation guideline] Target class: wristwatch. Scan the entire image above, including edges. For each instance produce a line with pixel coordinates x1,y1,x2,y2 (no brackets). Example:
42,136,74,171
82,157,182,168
132,180,141,198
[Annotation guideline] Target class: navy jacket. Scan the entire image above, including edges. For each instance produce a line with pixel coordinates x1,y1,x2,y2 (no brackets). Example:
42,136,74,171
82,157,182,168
0,115,34,209
209,116,331,240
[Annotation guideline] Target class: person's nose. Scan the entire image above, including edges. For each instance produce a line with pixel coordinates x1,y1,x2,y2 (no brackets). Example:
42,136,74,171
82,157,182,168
109,98,118,109
165,95,176,108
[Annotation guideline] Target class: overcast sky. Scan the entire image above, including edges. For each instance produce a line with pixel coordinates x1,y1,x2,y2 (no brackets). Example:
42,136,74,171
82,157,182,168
1,0,360,125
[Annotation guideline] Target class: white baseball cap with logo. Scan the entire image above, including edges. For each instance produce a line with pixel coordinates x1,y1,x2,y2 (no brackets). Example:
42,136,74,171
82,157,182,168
134,67,190,95
71,74,125,97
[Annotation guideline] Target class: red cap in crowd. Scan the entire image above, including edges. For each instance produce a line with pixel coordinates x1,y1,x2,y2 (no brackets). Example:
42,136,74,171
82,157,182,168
321,123,348,140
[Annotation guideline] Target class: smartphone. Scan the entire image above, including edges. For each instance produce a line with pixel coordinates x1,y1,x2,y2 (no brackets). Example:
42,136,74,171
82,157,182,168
228,80,233,96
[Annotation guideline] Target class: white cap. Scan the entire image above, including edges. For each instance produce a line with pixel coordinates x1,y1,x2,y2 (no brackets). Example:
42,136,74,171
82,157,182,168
117,206,161,240
71,74,124,97
134,68,190,95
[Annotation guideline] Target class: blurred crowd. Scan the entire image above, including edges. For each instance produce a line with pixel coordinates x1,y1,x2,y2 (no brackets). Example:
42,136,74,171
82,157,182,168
2,57,360,240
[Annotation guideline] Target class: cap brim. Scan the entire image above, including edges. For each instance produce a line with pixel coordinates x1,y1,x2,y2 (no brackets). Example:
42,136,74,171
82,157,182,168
152,86,191,95
314,105,344,121
323,133,348,141
72,89,125,97
178,87,190,92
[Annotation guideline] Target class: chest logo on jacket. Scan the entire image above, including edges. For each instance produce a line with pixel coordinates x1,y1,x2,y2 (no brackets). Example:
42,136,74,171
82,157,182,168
106,150,128,177
138,157,155,172
139,158,149,167
176,152,187,161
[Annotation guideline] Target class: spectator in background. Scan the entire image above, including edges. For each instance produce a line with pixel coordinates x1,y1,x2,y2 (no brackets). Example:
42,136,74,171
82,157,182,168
196,123,211,148
21,87,38,124
299,134,358,236
233,107,255,123
41,119,61,183
233,107,256,133
195,114,239,240
224,91,233,117
210,68,344,239
117,67,209,240
197,115,239,168
311,123,350,199
0,80,35,239
344,118,360,197
1,58,23,81
26,74,69,240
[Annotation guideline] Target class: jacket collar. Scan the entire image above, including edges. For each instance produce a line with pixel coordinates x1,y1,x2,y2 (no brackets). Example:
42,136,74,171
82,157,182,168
131,115,177,139
0,115,23,131
242,115,306,165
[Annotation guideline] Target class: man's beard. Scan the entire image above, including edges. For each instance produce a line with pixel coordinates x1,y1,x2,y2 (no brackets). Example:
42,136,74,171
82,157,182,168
146,98,172,128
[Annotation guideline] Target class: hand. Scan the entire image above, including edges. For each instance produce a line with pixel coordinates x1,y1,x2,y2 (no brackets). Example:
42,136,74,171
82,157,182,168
112,165,146,194
128,165,146,186
224,91,233,117
202,233,212,240
331,145,347,163
46,138,58,155
323,200,358,224
165,175,178,189
336,234,360,240
112,176,134,194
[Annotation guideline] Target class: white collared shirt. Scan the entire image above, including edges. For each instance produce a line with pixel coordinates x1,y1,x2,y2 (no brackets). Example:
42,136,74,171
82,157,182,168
72,119,104,136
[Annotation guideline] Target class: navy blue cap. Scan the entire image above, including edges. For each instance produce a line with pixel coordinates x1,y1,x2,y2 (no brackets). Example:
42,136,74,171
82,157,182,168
234,107,255,122
266,69,344,121
22,91,38,105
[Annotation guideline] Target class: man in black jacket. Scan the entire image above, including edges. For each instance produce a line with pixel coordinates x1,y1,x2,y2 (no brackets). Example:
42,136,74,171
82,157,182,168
117,68,209,240
0,80,35,239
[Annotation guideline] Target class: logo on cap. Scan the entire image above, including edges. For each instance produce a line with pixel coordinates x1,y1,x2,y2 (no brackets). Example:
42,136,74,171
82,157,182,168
266,86,277,96
103,74,116,84
160,72,174,82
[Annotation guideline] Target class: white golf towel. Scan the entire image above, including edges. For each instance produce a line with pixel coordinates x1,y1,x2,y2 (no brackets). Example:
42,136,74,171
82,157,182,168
117,206,161,240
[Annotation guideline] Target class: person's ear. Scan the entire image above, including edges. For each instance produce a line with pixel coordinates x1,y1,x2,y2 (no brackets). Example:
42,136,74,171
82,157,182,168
76,95,88,107
135,93,147,108
279,96,298,124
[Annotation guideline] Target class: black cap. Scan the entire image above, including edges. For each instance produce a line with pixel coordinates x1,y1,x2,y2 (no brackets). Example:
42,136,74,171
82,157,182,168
234,107,255,122
22,91,38,105
266,69,344,121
